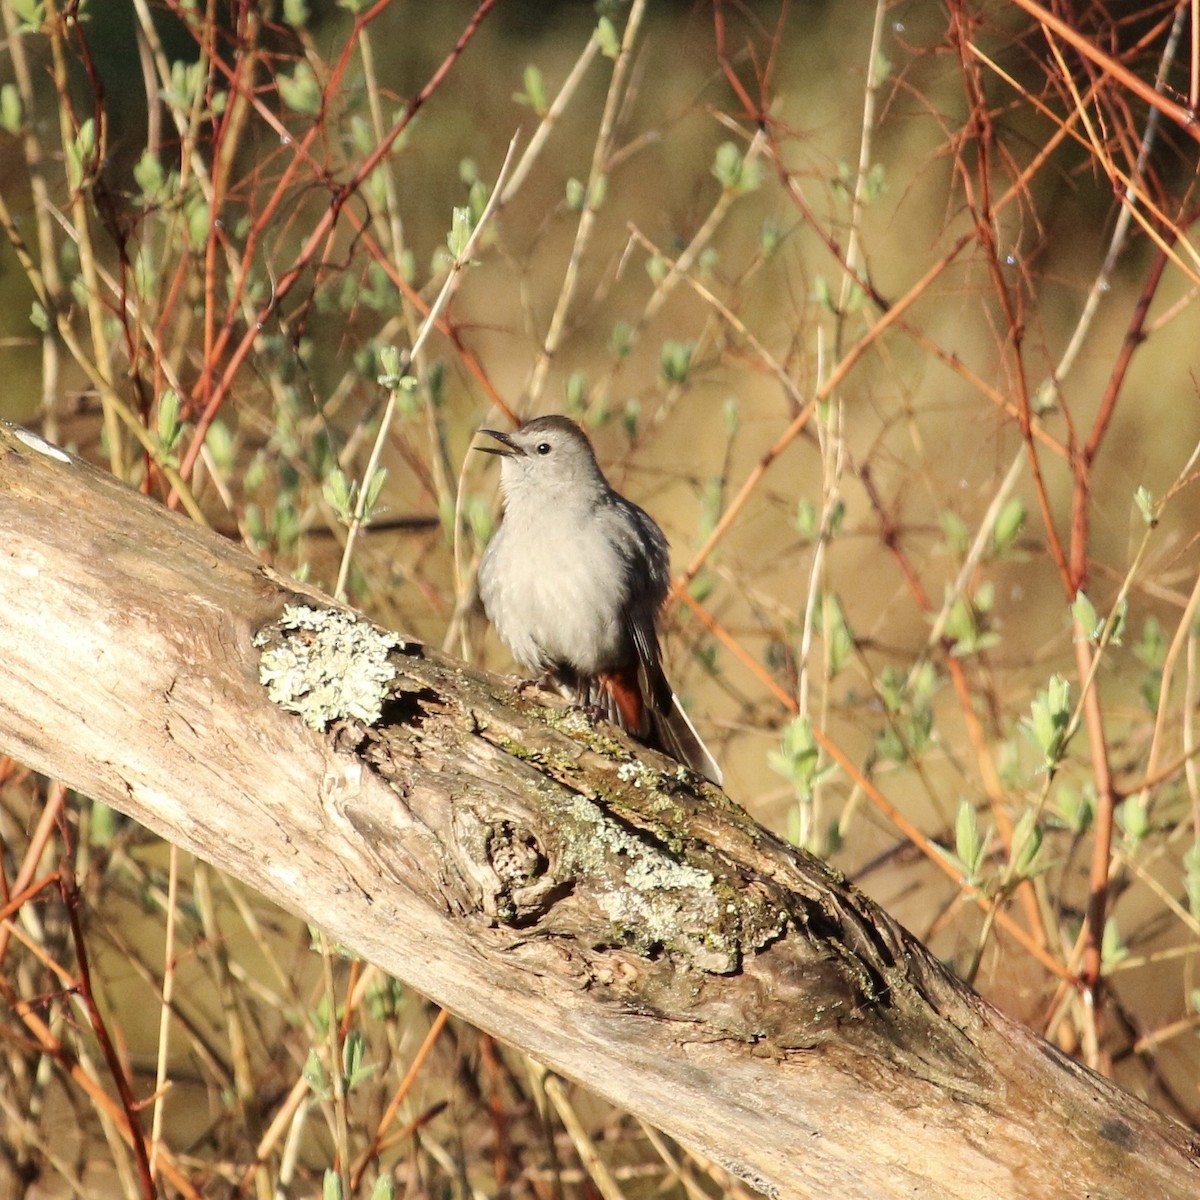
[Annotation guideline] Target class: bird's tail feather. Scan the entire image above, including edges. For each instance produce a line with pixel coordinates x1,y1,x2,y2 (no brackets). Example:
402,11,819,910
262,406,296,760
648,683,723,787
567,665,723,788
637,660,723,787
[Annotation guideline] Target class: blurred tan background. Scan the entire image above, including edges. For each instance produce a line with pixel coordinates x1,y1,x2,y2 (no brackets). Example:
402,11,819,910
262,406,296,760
2,0,1199,1194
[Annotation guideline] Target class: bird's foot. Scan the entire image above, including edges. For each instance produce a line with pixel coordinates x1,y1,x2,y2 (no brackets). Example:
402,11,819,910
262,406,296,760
513,671,560,697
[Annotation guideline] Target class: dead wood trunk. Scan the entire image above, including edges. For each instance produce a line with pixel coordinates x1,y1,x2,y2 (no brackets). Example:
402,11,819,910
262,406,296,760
0,421,1197,1200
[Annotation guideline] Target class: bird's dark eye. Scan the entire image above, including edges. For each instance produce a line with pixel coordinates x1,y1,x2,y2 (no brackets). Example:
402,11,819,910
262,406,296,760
536,442,552,455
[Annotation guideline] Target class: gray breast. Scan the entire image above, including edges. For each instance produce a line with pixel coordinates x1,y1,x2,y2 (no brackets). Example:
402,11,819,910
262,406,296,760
480,505,633,675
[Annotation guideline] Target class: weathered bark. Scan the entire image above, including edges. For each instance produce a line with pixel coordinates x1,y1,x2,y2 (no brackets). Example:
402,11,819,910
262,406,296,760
0,420,1197,1200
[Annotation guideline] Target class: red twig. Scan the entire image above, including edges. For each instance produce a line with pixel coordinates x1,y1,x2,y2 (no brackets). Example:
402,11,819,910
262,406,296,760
0,780,66,968
56,817,157,1198
1008,0,1200,139
170,0,502,496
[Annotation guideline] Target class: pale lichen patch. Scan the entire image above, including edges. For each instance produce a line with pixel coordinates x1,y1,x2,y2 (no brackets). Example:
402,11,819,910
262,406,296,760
553,790,762,971
255,604,400,730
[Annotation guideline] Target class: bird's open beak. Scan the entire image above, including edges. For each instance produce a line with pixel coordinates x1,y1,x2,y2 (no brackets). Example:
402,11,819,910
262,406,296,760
475,428,524,457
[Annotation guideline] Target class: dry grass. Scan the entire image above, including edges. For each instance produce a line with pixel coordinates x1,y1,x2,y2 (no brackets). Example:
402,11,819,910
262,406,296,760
2,0,1200,1195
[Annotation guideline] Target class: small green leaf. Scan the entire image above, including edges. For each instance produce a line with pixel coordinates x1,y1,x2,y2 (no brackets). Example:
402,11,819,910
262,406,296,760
907,704,934,755
185,195,211,247
462,494,493,546
155,389,184,457
954,799,986,882
323,468,354,523
1054,785,1093,835
303,1049,329,1098
621,398,640,442
842,282,865,313
710,142,758,194
1022,674,1072,772
446,205,473,258
1134,485,1155,526
872,47,894,83
878,665,905,714
1135,617,1166,669
278,63,322,116
610,321,633,358
8,0,44,25
245,503,266,546
760,216,783,258
282,0,309,27
342,1030,364,1080
819,592,854,676
1183,840,1200,920
468,177,488,222
65,118,97,188
564,369,587,414
697,477,721,540
517,64,547,114
875,724,907,765
863,160,887,202
365,975,405,1020
1072,592,1101,643
712,142,742,190
76,117,96,160
1100,918,1127,967
944,596,972,647
596,15,620,58
165,59,206,110
1009,810,1043,878
940,511,969,556
1107,596,1127,646
362,467,388,518
1116,797,1150,847
813,275,835,314
992,498,1025,554
132,149,168,203
376,344,404,389
823,818,843,856
769,716,836,802
722,397,739,435
342,1030,378,1089
205,420,235,474
363,165,387,208
89,801,116,847
688,568,714,605
0,83,23,135
659,339,694,384
348,115,373,154
370,1177,397,1200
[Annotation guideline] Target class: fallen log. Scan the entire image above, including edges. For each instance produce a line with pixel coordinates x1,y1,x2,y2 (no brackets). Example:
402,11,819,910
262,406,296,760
1,421,1197,1199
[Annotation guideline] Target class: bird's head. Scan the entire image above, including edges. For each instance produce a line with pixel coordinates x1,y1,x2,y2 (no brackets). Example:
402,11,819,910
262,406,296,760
476,415,607,503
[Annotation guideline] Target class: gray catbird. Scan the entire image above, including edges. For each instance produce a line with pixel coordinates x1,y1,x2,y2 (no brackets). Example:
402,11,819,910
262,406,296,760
476,415,722,787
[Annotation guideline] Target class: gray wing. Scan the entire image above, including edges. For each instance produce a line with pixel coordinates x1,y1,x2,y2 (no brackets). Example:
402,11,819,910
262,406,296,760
602,495,669,668
604,497,722,784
